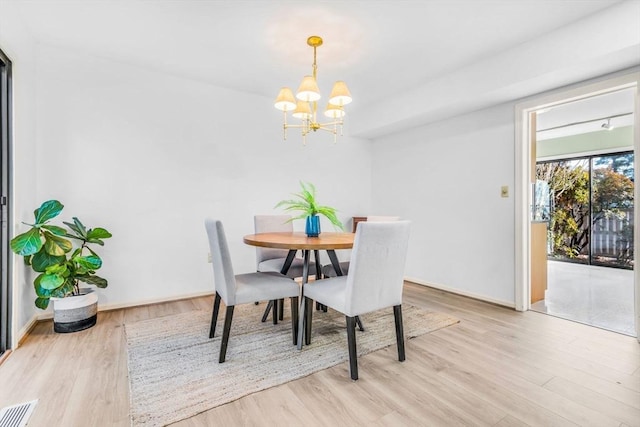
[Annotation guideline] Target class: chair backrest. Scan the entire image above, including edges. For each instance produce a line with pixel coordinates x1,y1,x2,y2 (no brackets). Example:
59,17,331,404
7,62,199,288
205,219,237,305
367,215,400,222
345,221,411,316
254,215,292,267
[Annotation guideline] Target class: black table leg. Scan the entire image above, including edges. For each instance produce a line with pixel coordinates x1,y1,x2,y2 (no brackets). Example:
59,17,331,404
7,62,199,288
297,249,310,350
314,250,325,311
261,249,297,322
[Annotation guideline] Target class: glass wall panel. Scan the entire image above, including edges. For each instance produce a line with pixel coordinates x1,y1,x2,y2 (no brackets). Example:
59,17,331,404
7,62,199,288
536,151,634,270
591,153,634,268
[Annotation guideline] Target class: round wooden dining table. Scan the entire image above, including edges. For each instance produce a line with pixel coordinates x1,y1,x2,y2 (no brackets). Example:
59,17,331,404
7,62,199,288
243,231,357,349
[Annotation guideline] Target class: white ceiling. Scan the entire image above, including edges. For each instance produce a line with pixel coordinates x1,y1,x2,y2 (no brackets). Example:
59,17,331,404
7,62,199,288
5,0,640,138
537,88,635,140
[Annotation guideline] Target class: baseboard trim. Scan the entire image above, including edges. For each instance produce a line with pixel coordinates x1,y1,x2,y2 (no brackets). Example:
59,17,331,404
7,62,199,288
33,290,216,321
17,314,40,347
15,291,215,346
404,277,515,309
98,291,215,312
0,349,12,366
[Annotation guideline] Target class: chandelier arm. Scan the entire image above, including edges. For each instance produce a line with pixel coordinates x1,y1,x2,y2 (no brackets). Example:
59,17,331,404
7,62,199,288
284,123,306,129
314,125,339,134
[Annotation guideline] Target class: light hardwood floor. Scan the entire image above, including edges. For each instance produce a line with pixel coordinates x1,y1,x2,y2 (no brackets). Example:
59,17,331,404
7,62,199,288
1,283,638,426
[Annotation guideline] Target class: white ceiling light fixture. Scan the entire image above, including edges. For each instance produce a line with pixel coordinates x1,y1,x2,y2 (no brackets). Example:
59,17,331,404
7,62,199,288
274,36,352,145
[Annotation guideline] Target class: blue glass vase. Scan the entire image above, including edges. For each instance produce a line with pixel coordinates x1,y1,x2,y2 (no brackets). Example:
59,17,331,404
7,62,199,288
305,215,321,237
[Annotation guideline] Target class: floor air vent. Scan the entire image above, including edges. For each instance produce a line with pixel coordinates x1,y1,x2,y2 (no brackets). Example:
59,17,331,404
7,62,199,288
0,400,38,427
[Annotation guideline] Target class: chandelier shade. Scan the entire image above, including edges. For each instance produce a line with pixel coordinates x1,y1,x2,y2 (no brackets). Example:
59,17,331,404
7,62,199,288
328,81,352,106
274,35,352,144
296,76,321,102
324,103,345,119
274,87,296,112
292,100,312,120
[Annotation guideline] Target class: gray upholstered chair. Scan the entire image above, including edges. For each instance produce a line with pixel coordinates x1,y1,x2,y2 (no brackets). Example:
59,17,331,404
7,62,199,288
205,219,300,363
303,220,411,380
254,215,317,278
254,215,318,322
322,216,400,277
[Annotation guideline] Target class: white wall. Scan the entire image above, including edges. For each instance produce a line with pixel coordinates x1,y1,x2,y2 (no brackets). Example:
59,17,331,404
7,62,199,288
28,45,371,314
371,103,515,306
0,2,41,346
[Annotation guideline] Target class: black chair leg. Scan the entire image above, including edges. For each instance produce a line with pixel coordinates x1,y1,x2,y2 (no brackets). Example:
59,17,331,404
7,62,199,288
279,298,284,321
219,305,235,363
291,297,299,345
209,292,221,338
346,316,358,380
261,300,273,322
304,297,314,345
314,250,322,280
355,316,365,332
394,305,406,362
272,299,278,325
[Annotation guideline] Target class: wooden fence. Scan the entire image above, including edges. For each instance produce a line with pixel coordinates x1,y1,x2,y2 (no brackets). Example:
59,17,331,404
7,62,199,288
591,209,633,256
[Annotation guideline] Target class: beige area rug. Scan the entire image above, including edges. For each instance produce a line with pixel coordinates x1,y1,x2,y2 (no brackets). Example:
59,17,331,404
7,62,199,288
124,302,459,427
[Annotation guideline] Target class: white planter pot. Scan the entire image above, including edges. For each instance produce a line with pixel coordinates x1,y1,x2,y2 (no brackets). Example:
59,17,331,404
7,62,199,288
51,288,98,333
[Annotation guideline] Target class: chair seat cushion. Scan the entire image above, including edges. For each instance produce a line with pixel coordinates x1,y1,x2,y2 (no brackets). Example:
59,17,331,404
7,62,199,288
322,261,350,277
258,257,318,279
304,276,349,314
234,272,300,305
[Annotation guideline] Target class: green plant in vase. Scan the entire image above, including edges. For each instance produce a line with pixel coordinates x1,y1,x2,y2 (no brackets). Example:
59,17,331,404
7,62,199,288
10,200,112,310
275,181,343,237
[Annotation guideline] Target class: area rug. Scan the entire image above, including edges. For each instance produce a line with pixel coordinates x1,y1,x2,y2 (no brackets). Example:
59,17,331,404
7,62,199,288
124,302,459,427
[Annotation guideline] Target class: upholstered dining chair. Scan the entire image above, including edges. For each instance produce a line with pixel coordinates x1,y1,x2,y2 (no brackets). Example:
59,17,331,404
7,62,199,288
205,219,300,363
254,215,317,278
254,215,318,323
303,220,410,380
322,216,400,278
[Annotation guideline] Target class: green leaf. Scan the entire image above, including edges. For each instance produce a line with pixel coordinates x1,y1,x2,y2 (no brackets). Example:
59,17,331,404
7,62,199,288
34,275,51,297
74,255,102,270
34,200,63,224
10,228,43,256
43,232,73,256
45,261,68,276
64,217,91,241
77,274,107,288
40,225,67,236
31,248,66,272
52,280,74,297
39,273,65,290
87,227,112,240
34,275,72,299
35,297,50,310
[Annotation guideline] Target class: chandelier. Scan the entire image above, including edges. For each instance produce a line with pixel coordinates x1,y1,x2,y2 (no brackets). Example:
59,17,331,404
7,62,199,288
274,36,352,144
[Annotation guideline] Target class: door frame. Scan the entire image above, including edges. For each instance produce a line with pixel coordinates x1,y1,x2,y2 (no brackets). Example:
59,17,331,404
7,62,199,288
514,71,640,340
0,48,12,355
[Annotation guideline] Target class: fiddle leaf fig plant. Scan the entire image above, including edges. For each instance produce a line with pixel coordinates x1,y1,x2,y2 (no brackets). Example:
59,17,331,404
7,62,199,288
10,200,112,310
275,181,343,230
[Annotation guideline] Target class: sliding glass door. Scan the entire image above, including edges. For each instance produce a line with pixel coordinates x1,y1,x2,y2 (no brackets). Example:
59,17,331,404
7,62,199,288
591,152,634,268
537,151,634,269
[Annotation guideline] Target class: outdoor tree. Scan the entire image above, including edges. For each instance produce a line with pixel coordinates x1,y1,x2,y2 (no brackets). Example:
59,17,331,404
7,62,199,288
537,160,590,259
592,165,634,265
537,154,634,267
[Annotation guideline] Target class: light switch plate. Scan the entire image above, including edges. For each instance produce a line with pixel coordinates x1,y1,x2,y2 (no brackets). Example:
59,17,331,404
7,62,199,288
501,186,509,198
